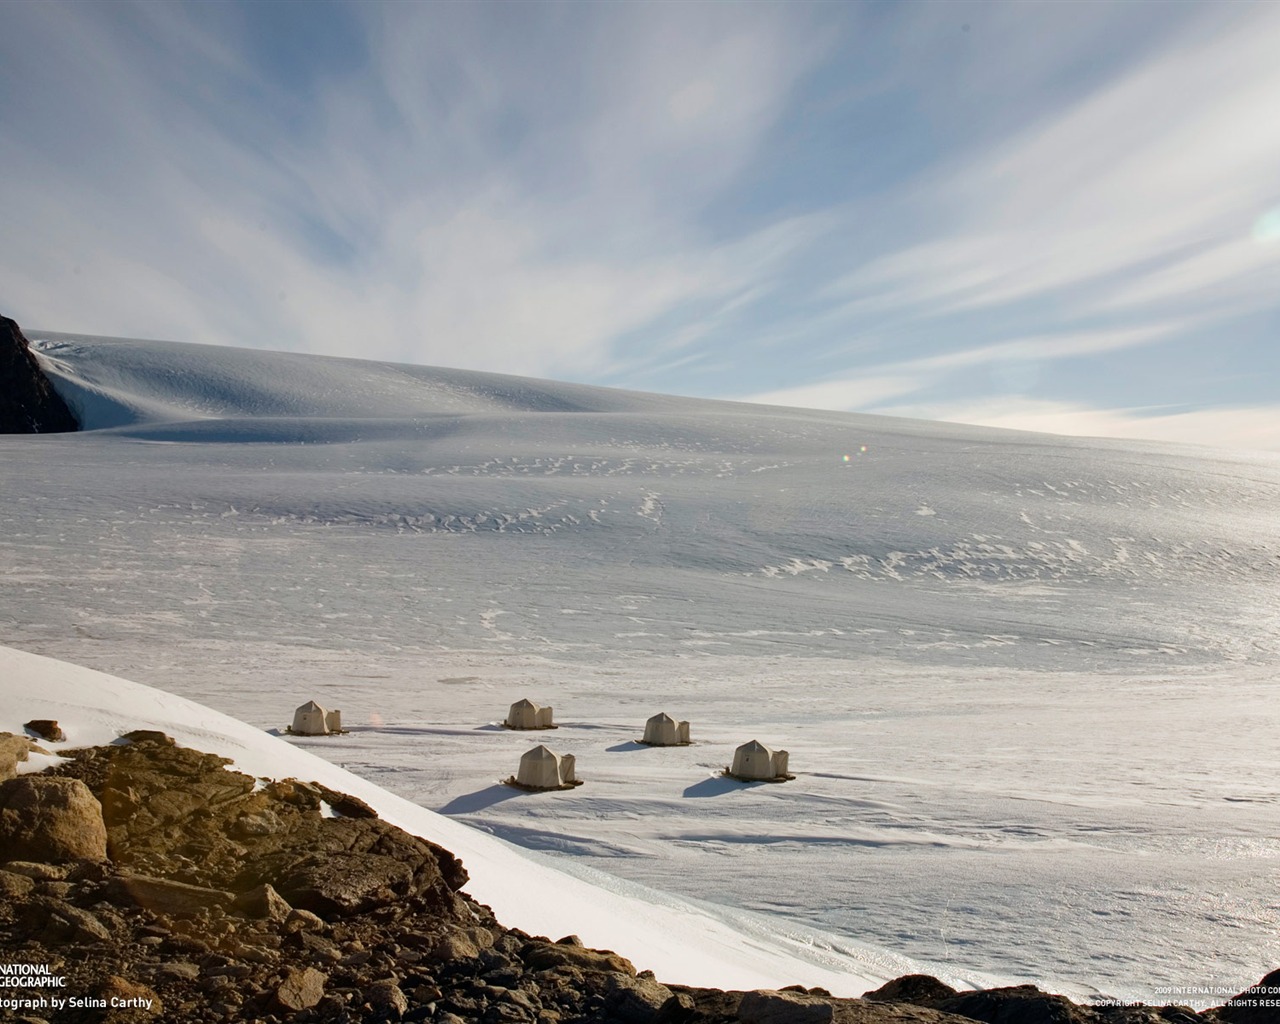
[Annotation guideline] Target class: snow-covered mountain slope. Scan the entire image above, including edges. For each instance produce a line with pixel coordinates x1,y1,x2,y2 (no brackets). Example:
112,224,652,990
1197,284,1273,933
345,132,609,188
0,643,985,995
22,331,1280,669
2,331,1279,1004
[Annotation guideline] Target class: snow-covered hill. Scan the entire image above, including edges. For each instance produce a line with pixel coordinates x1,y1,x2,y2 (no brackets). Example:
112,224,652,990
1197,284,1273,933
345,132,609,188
2,330,1278,1004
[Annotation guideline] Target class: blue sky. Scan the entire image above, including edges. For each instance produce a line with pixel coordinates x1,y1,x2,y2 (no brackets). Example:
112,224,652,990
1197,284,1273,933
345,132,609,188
2,1,1279,450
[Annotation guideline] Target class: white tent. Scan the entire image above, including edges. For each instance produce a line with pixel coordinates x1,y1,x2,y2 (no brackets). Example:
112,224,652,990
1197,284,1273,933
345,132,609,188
324,709,342,733
506,698,554,729
291,700,330,736
516,744,577,789
642,712,690,746
730,739,790,781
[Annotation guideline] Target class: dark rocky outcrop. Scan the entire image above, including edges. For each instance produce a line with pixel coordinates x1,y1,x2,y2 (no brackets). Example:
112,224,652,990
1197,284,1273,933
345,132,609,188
0,314,78,433
0,729,1269,1024
931,986,1090,1024
1218,969,1280,1024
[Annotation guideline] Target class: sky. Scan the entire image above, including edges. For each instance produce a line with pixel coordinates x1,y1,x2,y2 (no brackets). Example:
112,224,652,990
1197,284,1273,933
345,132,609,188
2,1,1279,451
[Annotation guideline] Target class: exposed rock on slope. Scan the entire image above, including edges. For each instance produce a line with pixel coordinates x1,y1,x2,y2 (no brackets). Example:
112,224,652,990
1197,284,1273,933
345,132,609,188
0,730,1269,1024
0,314,78,433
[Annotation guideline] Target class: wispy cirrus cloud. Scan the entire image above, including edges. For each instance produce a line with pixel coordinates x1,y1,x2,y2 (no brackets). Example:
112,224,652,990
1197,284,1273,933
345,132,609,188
1,2,1278,449
0,1,820,377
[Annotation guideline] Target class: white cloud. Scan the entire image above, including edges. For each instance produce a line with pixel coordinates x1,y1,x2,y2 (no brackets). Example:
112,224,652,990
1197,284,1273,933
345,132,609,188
827,4,1280,328
878,397,1280,455
2,2,1278,455
0,2,819,379
738,324,1174,411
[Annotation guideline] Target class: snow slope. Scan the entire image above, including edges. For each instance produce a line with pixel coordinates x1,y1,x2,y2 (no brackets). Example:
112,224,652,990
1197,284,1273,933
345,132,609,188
2,331,1278,1005
0,643,991,996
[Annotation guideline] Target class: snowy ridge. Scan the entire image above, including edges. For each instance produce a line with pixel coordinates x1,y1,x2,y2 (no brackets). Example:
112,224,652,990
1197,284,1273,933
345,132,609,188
29,333,716,429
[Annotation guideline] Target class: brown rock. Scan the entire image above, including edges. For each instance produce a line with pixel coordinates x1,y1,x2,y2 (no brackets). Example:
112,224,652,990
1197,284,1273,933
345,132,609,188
152,962,200,983
433,930,481,962
233,882,292,922
2,860,68,880
284,907,327,933
523,940,637,976
317,785,379,819
738,989,836,1024
0,869,35,898
24,720,65,743
233,809,284,837
602,973,678,1023
23,896,112,944
274,967,327,1012
0,732,42,782
864,976,958,1006
365,979,411,1018
266,778,324,809
107,872,234,916
120,730,175,746
935,986,1089,1024
468,924,497,950
0,776,107,862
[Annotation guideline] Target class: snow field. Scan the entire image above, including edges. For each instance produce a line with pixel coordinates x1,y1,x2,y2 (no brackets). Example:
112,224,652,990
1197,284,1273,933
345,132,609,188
0,331,1277,1004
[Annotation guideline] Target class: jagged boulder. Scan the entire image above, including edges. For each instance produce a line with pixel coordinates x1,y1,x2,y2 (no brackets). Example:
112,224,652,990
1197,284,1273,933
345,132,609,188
0,775,107,862
233,881,293,922
0,314,78,433
273,967,327,1012
599,972,680,1023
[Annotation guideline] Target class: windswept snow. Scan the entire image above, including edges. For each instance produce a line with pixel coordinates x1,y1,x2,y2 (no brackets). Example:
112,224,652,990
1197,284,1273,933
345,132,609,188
2,332,1279,1005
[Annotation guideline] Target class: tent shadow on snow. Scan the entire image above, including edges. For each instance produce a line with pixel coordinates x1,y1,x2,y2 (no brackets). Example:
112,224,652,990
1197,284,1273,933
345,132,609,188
437,784,527,815
682,775,748,798
605,740,646,752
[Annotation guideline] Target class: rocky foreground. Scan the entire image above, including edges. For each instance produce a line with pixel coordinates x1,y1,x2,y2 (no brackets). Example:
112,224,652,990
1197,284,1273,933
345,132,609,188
0,729,1275,1024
